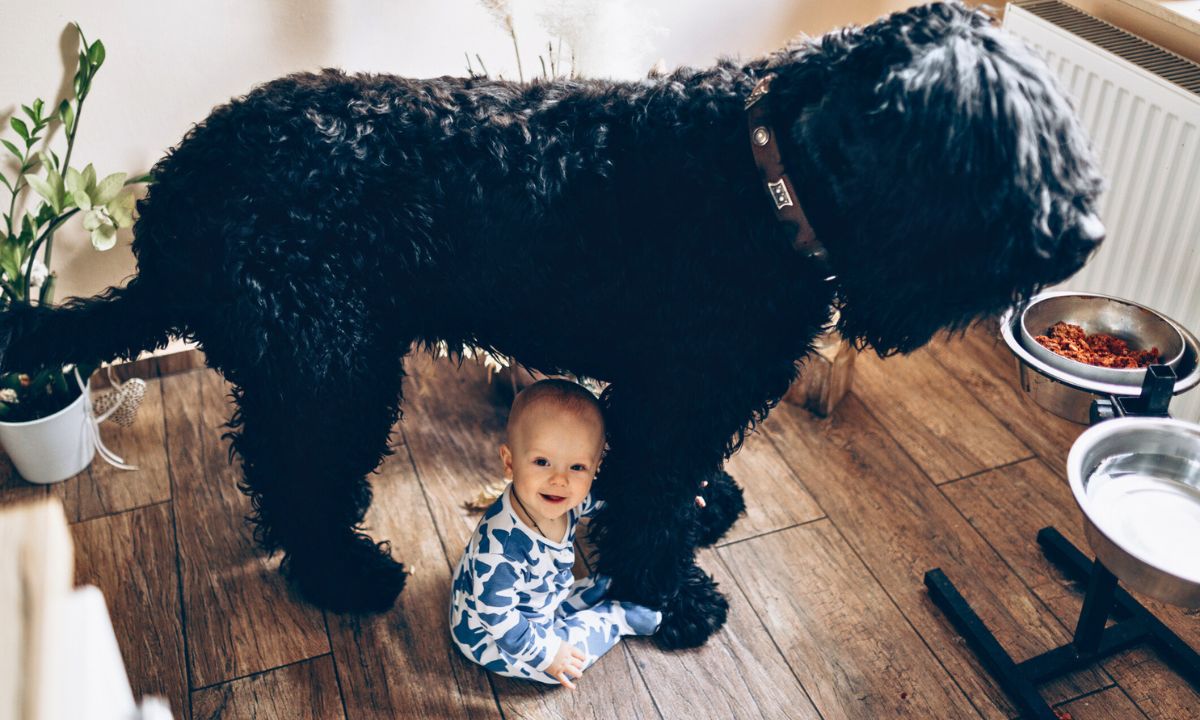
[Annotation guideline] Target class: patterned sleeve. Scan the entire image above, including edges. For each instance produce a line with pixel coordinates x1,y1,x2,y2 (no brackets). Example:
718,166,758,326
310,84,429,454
578,491,607,520
471,552,562,671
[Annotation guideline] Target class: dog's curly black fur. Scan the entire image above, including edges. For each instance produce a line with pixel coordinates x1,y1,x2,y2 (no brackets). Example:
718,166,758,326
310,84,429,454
2,2,1105,649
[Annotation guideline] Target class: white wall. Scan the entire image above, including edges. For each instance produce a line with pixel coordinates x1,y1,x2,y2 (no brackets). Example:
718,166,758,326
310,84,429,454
0,0,922,304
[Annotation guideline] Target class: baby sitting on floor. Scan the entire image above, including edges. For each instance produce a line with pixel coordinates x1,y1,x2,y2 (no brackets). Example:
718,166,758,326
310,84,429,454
449,378,662,689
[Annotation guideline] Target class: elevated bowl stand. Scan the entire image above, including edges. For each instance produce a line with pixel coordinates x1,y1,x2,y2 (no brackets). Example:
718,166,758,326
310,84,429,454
924,365,1200,720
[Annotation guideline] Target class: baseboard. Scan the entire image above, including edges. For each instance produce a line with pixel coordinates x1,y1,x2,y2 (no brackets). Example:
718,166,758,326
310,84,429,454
89,346,206,390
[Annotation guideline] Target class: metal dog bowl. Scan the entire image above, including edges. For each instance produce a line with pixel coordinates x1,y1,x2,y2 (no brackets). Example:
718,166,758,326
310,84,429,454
1020,294,1185,384
1001,291,1200,424
1068,416,1200,607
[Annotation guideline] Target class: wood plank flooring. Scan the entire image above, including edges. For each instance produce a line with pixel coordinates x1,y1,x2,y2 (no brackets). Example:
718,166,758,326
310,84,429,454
2,323,1197,719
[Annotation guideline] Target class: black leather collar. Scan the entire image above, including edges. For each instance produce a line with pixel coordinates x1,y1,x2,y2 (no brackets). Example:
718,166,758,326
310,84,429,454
745,73,836,284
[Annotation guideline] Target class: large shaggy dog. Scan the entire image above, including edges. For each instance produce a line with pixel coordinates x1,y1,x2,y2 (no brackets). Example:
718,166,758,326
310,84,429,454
2,1,1104,649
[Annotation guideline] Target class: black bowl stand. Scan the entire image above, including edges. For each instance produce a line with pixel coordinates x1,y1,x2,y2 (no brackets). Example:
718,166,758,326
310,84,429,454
924,364,1200,719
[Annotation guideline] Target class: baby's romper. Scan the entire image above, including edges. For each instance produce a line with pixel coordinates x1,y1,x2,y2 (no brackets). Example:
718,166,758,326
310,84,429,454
449,485,662,684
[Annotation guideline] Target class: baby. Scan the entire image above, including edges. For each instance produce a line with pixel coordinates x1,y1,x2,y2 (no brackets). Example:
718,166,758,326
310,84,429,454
449,378,662,688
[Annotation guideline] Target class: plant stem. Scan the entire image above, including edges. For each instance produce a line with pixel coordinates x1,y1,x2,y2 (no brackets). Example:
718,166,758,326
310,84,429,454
6,163,29,241
22,209,77,304
44,95,83,277
0,277,21,301
509,25,524,83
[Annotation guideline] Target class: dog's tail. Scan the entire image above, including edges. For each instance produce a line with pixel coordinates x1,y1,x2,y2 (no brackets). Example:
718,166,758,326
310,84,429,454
0,276,176,374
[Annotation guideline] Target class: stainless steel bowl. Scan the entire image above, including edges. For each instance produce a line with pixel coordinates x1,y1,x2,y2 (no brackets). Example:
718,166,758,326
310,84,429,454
1001,291,1200,424
1020,294,1185,384
1067,416,1200,607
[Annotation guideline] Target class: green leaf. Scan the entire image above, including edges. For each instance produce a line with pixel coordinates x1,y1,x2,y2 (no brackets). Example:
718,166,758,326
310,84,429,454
46,166,63,208
88,40,105,69
108,188,135,226
71,189,91,211
32,98,43,117
0,174,11,193
9,118,29,143
125,173,154,185
19,216,34,245
93,172,126,205
29,367,56,391
0,255,19,286
81,163,96,192
24,174,58,210
64,167,84,196
76,56,91,96
21,104,38,124
49,150,60,170
35,204,56,226
1,140,22,163
58,100,75,136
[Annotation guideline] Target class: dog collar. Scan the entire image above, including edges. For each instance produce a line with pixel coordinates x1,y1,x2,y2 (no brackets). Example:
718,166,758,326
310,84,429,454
745,73,836,284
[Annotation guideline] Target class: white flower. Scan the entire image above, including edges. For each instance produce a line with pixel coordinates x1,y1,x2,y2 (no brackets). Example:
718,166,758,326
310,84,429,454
18,258,49,288
0,388,18,404
80,184,135,252
83,205,118,250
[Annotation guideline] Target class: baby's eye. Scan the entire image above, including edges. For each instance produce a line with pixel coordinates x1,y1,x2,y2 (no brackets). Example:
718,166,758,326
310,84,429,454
571,464,587,472
533,458,549,467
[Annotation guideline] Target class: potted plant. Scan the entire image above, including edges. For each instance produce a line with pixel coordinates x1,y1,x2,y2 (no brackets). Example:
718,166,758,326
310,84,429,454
0,23,151,484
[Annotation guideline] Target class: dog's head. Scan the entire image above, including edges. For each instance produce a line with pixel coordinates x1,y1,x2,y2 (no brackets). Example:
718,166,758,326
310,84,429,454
762,1,1106,356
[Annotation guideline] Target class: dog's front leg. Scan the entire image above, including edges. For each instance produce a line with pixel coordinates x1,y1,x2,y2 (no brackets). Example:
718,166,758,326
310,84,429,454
584,382,736,650
694,467,746,547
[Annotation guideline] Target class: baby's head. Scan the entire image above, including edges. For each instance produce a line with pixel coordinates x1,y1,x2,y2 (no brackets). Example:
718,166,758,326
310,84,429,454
500,379,606,522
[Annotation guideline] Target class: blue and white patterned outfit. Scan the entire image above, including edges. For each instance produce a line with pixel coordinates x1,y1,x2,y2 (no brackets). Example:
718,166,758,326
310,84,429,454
449,484,662,684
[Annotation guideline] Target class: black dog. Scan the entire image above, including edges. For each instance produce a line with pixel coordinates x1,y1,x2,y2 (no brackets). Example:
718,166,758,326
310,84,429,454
2,1,1104,649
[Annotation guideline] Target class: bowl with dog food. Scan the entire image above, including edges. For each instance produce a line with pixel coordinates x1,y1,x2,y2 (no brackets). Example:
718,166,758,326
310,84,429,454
1019,293,1185,385
1000,291,1200,424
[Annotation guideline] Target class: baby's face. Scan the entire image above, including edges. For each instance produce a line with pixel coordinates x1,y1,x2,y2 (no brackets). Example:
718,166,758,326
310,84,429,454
500,405,604,522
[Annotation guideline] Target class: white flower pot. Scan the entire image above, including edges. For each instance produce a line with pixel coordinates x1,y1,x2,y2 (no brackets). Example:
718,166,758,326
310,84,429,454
0,379,96,484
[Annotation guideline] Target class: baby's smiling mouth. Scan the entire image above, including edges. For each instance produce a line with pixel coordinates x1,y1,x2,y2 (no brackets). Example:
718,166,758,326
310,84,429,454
540,492,567,503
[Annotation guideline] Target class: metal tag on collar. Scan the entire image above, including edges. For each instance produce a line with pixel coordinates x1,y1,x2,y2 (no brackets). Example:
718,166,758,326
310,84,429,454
767,178,793,210
744,73,776,110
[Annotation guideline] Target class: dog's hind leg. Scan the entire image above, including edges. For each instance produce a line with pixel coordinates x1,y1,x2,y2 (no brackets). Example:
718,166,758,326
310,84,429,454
222,332,412,613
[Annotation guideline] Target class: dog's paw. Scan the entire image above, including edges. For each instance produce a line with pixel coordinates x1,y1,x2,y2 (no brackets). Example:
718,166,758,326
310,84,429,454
654,563,728,650
283,532,409,613
694,470,746,547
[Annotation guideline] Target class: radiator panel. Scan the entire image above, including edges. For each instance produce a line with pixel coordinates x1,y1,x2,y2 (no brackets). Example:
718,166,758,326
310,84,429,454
1004,1,1200,422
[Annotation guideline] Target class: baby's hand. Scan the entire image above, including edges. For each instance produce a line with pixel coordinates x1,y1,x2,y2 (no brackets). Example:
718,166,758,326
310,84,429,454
546,643,587,690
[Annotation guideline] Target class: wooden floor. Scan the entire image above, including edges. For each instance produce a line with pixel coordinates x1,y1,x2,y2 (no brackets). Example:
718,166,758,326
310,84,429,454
3,324,1198,720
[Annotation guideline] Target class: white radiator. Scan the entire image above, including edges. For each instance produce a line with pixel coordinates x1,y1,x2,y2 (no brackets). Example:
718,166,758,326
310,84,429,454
1003,0,1200,422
